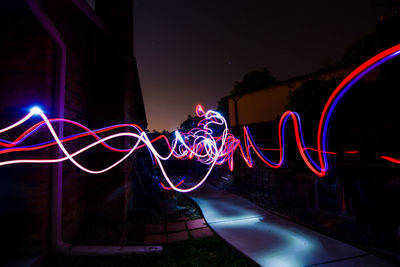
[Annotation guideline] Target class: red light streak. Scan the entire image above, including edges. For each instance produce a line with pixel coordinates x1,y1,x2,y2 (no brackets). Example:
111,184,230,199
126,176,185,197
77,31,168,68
343,150,360,154
380,156,400,164
1,45,400,192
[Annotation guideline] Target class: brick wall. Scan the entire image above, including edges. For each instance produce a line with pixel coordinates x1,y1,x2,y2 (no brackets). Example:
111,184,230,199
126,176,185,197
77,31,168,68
0,9,54,260
1,0,147,261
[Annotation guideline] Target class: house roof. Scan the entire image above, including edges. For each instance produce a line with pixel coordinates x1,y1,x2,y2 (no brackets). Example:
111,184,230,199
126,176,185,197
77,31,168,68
222,63,357,100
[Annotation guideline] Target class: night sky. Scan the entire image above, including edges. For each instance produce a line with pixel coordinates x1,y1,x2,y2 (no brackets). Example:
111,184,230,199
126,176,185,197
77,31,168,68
134,0,387,132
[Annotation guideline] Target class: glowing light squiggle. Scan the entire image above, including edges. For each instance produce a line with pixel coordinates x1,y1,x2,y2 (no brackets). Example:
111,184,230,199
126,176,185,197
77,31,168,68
0,106,229,192
1,44,400,191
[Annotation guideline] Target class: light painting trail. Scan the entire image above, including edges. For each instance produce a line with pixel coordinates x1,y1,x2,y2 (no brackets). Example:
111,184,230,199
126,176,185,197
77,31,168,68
1,44,400,192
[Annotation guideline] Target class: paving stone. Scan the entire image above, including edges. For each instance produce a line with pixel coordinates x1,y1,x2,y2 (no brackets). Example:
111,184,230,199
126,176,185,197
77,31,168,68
145,223,165,234
167,231,190,243
166,221,186,232
190,227,214,239
170,216,190,221
143,234,167,244
187,218,206,230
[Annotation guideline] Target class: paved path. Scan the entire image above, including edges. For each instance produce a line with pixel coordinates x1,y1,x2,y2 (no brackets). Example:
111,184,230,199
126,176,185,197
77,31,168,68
186,182,394,267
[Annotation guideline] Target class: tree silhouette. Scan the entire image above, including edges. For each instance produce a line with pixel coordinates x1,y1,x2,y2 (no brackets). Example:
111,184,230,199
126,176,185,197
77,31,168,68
179,114,201,132
231,68,277,95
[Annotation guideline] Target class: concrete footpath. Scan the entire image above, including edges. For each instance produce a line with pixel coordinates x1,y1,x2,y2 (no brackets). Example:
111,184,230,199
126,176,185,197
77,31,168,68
185,182,395,267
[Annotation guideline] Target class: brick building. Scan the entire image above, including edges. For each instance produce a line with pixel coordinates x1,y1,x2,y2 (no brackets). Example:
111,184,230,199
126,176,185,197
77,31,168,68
0,0,147,263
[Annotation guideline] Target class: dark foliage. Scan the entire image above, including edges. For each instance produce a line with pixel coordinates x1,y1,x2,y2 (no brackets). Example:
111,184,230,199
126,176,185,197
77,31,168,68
284,78,341,144
179,114,201,132
231,68,277,95
339,32,379,65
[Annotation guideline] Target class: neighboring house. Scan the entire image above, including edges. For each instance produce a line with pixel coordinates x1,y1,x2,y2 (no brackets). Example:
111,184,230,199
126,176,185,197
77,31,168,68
225,64,376,129
0,0,147,263
224,14,400,134
218,59,381,216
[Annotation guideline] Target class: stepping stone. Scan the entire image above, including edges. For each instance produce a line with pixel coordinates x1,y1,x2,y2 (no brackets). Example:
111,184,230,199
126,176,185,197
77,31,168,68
187,218,207,230
144,234,167,244
145,223,165,234
166,221,186,232
167,231,189,243
190,227,214,239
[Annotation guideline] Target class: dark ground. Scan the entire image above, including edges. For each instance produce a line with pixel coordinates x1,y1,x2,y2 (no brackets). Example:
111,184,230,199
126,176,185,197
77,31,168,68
49,237,249,267
48,194,251,267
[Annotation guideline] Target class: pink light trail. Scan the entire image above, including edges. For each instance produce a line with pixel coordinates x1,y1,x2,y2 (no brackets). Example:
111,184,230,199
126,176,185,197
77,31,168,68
1,44,400,192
